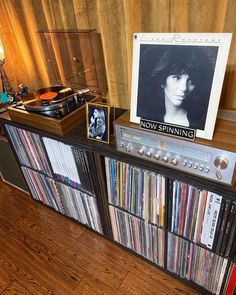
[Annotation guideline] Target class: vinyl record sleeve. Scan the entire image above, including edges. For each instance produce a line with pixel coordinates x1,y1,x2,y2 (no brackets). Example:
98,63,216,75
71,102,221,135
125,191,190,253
130,33,232,139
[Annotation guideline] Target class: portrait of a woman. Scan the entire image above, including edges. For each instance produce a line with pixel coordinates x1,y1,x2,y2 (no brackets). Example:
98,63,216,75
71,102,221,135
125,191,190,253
87,103,111,143
88,107,106,140
136,44,218,130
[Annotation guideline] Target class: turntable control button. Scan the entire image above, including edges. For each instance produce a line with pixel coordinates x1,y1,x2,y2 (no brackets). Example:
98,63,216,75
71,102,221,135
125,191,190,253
79,97,86,103
73,95,78,103
68,100,75,106
55,110,63,118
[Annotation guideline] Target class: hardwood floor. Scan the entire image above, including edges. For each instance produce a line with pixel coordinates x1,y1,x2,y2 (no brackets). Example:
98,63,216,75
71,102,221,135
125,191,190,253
0,179,200,295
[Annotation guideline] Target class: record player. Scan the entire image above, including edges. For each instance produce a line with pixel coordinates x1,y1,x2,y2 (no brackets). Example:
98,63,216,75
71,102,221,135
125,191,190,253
7,29,107,136
7,86,101,136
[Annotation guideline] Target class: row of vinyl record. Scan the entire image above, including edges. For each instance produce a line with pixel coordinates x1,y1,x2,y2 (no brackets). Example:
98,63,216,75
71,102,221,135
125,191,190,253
170,180,236,260
222,262,236,295
104,157,236,261
42,137,94,193
22,166,103,234
167,233,227,294
109,204,229,294
6,125,52,176
6,124,94,194
105,157,166,227
109,205,165,267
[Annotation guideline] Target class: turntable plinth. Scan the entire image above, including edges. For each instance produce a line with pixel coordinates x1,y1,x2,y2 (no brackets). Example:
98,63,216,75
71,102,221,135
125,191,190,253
7,95,101,136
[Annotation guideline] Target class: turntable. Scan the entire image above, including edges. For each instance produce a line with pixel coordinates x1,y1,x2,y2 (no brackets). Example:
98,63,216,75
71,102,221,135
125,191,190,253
7,29,107,136
7,86,101,136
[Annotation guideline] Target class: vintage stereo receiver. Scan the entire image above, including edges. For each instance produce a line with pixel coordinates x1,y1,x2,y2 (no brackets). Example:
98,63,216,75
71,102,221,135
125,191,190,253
115,111,236,186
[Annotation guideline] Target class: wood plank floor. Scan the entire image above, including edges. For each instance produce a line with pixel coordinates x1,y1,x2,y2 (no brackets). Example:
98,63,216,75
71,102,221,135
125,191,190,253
0,179,201,295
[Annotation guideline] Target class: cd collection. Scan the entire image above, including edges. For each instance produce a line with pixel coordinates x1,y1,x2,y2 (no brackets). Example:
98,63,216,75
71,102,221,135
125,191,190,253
167,233,227,294
105,157,166,227
170,180,236,260
109,205,165,267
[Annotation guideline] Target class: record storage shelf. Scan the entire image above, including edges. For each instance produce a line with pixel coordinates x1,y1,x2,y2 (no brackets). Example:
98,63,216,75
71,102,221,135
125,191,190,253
0,111,235,295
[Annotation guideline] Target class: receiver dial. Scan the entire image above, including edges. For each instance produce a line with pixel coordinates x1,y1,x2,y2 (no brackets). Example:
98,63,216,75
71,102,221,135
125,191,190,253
214,156,228,170
126,143,133,152
138,147,145,155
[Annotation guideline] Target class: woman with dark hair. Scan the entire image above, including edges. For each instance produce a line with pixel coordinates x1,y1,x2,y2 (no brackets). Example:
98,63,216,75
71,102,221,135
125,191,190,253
89,107,106,140
136,45,218,130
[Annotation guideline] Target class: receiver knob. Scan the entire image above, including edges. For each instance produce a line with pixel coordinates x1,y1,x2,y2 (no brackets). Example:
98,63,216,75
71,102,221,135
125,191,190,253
146,150,152,158
214,157,228,169
126,143,132,152
163,155,168,163
138,147,145,155
154,153,161,160
171,158,178,166
216,170,223,180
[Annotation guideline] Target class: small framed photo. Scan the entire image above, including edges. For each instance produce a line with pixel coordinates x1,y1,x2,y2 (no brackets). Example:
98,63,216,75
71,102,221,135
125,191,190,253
130,33,232,140
86,102,110,143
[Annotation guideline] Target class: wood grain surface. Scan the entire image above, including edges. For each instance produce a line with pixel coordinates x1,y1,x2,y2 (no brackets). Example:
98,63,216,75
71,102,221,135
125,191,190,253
0,178,201,295
0,0,235,110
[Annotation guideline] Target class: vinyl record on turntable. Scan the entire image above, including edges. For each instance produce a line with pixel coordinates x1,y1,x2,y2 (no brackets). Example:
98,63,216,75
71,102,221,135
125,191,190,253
23,86,75,112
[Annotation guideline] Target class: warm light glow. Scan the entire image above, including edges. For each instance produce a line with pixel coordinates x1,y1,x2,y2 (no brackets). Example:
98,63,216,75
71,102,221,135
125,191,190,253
0,38,5,61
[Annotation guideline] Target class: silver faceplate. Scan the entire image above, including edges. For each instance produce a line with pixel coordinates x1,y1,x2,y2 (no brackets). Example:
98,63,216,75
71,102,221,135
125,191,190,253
115,124,236,186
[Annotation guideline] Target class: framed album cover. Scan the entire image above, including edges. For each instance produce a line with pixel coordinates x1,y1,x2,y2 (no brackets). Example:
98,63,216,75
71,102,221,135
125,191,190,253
86,102,110,144
130,33,232,140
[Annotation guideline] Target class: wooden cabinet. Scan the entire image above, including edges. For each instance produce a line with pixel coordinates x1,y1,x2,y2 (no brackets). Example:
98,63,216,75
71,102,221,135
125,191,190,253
0,111,235,295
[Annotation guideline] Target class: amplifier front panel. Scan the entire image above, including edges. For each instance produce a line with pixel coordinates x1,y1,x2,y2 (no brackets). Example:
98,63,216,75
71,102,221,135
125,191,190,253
115,124,236,186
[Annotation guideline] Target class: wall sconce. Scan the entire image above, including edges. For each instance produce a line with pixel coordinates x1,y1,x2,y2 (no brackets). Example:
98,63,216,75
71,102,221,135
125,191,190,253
0,37,14,101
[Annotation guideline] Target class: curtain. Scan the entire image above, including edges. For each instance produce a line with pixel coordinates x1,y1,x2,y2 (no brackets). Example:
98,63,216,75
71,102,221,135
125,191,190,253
0,0,235,109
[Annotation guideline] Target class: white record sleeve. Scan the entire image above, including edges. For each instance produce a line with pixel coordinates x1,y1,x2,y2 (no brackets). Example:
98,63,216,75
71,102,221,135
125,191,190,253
130,33,232,140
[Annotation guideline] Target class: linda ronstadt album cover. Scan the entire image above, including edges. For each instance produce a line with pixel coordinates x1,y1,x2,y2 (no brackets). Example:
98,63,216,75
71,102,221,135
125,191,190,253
130,33,232,140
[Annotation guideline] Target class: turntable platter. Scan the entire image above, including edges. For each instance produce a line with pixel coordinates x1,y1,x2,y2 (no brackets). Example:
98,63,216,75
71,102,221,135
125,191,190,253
39,92,58,100
23,86,75,112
